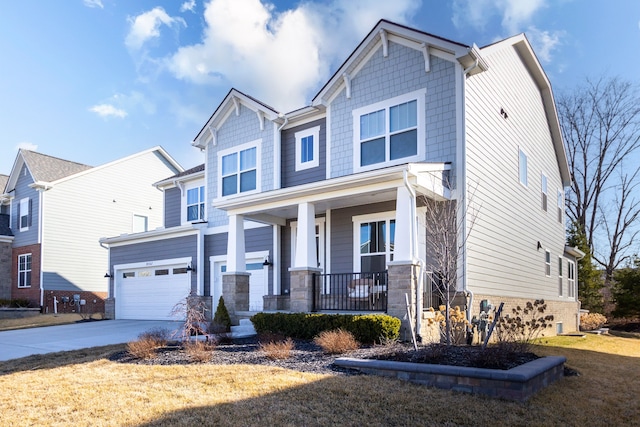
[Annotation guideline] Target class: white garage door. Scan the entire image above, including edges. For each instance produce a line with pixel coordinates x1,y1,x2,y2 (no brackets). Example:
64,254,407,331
116,265,191,320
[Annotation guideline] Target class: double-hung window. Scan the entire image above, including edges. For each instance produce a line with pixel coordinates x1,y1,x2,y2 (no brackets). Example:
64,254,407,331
219,141,260,197
18,254,31,288
353,89,425,171
354,213,395,273
557,190,564,223
558,256,563,296
519,149,528,187
19,198,30,231
567,261,576,298
545,250,551,276
295,126,320,171
541,173,548,211
186,185,205,221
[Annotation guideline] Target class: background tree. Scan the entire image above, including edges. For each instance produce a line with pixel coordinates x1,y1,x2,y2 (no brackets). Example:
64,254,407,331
566,221,604,313
558,76,640,289
612,257,640,318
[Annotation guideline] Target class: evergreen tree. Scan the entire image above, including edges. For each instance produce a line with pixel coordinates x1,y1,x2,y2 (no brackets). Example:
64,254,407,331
612,257,640,318
567,221,604,313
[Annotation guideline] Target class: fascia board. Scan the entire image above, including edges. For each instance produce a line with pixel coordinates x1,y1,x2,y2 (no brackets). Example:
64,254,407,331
100,225,197,246
155,171,205,189
5,153,28,193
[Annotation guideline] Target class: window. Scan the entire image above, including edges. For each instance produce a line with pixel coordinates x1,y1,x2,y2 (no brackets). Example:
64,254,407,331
568,261,576,298
354,214,395,273
122,272,135,278
19,198,30,231
557,190,564,223
133,215,148,233
295,126,320,171
545,250,551,276
541,173,548,211
353,89,425,170
519,149,528,187
154,269,169,276
219,142,260,197
18,254,31,288
186,185,205,221
558,256,563,296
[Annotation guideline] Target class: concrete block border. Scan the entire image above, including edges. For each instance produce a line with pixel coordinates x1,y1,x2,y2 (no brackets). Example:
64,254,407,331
334,355,566,401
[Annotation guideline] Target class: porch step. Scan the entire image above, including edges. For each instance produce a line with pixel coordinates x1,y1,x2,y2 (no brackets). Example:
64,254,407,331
231,318,257,338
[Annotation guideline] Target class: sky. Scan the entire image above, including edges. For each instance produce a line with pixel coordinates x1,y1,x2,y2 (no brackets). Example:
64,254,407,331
1,0,639,175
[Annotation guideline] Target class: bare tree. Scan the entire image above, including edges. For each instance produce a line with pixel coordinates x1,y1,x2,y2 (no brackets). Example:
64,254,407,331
558,76,640,284
419,181,479,345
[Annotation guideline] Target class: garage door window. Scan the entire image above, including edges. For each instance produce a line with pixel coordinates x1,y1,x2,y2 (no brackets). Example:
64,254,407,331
155,269,169,276
173,267,188,274
123,272,135,278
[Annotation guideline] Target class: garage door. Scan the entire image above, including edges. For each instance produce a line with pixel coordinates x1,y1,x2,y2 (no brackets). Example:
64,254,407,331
116,265,191,320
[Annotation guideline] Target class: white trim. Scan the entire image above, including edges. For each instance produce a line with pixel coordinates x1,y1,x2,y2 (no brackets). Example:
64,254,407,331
558,256,564,297
114,256,192,273
518,147,528,188
352,89,426,173
295,126,320,171
326,105,332,179
132,213,149,233
19,197,29,232
217,139,262,199
290,217,326,271
100,225,197,246
352,211,396,272
203,220,270,236
544,249,551,277
17,253,32,288
183,181,206,224
541,173,548,212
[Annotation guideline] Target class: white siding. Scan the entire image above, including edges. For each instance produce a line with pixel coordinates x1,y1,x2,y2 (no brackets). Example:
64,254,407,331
41,151,177,293
464,44,567,301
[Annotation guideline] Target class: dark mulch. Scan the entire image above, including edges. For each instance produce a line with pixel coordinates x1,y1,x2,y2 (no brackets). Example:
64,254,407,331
109,335,539,376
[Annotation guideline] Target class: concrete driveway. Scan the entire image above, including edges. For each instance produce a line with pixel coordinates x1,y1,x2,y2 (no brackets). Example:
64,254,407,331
0,320,183,362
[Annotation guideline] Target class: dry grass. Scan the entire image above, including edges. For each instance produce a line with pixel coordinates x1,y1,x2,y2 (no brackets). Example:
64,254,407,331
313,329,360,354
185,339,216,362
0,313,85,331
0,334,637,426
259,337,295,360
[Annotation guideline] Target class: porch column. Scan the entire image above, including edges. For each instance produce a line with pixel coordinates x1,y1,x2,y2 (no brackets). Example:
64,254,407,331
387,261,420,341
395,185,415,262
294,202,317,269
227,214,246,272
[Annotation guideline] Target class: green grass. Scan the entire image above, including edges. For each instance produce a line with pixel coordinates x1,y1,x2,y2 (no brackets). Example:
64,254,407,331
0,333,637,426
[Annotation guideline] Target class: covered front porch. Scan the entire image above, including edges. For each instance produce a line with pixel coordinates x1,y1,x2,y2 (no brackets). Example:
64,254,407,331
216,163,452,332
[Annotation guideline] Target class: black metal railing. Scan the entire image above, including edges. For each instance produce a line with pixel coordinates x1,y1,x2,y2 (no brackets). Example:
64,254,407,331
312,271,388,312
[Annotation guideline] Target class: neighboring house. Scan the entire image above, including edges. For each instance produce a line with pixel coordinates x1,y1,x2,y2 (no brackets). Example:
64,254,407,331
0,148,183,312
101,20,583,337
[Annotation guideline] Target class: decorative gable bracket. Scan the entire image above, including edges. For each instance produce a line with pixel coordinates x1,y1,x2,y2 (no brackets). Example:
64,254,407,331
420,43,431,73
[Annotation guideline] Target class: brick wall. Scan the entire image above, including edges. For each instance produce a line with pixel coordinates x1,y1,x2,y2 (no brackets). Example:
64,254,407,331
0,240,12,300
11,244,41,307
42,290,107,315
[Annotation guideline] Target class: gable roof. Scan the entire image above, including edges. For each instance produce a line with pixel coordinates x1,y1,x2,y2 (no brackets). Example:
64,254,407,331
155,163,205,189
0,174,8,194
478,34,571,186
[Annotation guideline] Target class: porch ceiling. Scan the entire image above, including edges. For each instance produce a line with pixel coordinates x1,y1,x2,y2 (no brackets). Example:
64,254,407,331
214,163,451,226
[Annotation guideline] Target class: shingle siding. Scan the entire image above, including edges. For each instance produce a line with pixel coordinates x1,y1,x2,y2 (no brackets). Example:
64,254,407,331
11,165,39,247
164,187,181,228
281,118,327,187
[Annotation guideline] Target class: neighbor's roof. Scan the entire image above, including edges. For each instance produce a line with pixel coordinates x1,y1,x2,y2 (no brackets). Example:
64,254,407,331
21,150,93,183
155,163,205,188
0,174,8,194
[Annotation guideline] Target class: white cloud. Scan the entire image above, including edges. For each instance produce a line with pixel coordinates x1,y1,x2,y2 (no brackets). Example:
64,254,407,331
83,0,104,8
453,0,546,34
125,7,186,51
89,104,127,118
526,26,564,63
16,142,38,152
181,0,196,13
166,0,420,112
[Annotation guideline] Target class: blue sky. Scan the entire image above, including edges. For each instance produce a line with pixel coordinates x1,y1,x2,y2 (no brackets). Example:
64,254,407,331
1,0,639,175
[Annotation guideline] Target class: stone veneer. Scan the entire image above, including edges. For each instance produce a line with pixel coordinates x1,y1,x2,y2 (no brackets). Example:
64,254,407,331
222,272,250,324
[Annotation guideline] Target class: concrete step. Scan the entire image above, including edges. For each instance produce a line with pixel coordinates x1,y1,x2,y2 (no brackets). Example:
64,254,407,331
231,318,256,338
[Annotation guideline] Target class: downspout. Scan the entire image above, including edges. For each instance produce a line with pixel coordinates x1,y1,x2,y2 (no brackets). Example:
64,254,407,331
403,169,423,340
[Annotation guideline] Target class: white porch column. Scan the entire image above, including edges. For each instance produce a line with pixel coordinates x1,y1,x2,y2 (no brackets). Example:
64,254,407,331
294,202,317,268
227,214,246,272
395,185,415,262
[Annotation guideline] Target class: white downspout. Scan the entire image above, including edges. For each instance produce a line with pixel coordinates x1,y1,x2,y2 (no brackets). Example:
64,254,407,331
403,170,424,340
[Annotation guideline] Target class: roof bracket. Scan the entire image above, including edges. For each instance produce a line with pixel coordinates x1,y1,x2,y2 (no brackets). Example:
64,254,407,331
343,73,351,99
208,125,217,146
379,29,388,57
232,96,240,116
256,110,265,131
421,43,431,73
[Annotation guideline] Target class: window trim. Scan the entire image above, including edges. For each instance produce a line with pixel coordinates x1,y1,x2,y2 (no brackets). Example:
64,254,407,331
557,189,564,223
567,260,576,298
518,148,528,187
353,89,425,172
545,249,551,277
132,214,148,233
217,139,261,198
541,173,548,212
352,211,396,272
19,197,30,232
17,253,32,288
185,184,205,223
295,126,320,171
558,256,563,296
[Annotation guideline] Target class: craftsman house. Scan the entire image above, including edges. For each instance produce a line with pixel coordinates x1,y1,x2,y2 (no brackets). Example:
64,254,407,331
100,20,582,338
0,147,182,312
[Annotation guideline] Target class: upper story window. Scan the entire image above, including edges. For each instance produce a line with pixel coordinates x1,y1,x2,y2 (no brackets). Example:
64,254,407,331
132,215,148,233
295,126,320,171
541,173,548,211
219,141,260,197
19,198,31,231
353,89,425,171
557,189,564,223
545,250,551,276
567,260,576,298
18,253,31,288
186,186,205,221
558,256,563,296
518,148,528,187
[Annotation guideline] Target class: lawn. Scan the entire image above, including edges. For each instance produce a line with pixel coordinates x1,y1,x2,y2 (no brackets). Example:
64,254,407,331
0,333,637,426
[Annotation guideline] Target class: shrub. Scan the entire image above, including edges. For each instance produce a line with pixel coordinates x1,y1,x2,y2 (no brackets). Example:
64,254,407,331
314,329,360,354
127,328,169,359
580,312,607,331
493,300,554,353
259,338,295,360
0,298,33,308
250,313,400,344
426,305,470,345
171,293,209,341
184,340,216,362
211,296,232,333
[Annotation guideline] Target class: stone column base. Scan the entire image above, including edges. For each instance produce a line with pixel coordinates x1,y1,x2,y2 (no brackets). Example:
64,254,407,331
289,267,322,312
222,272,250,324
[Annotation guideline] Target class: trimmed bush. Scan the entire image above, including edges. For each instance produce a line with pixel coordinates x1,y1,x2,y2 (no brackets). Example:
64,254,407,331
580,312,607,331
250,312,400,344
211,296,232,333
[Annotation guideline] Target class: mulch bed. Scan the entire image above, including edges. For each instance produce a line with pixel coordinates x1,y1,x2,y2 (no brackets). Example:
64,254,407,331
109,336,540,376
